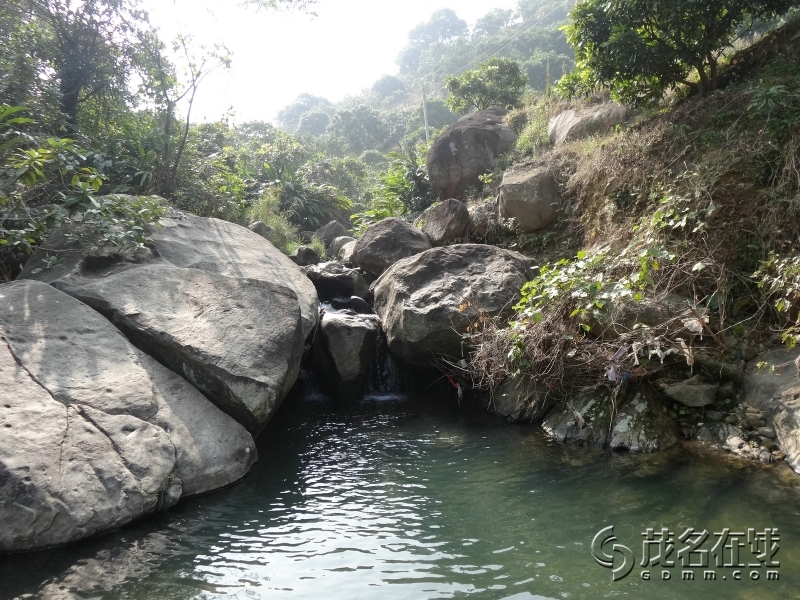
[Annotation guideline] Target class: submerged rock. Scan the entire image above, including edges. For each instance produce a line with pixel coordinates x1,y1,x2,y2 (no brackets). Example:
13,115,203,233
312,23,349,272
0,281,256,552
352,217,432,277
373,244,531,366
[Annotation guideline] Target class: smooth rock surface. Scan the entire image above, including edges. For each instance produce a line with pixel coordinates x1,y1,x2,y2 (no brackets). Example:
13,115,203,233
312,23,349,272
20,214,314,434
315,311,378,402
419,199,470,245
0,281,256,552
548,103,628,146
498,168,559,233
373,244,531,366
352,218,432,277
427,108,517,200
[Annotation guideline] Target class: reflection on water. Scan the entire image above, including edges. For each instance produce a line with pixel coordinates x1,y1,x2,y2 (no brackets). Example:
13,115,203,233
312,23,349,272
2,393,800,600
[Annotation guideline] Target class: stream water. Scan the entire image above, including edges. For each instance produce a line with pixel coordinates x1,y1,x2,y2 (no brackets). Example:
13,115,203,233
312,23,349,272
2,392,800,600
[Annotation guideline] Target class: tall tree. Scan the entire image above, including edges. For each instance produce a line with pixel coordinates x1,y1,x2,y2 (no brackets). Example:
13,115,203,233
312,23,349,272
446,57,528,114
560,0,800,106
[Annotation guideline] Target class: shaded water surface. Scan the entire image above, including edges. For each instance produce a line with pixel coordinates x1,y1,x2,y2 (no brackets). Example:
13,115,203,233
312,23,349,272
2,393,800,599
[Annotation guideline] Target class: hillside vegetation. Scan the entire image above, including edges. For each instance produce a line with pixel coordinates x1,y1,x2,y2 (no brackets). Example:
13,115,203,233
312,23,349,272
467,16,800,400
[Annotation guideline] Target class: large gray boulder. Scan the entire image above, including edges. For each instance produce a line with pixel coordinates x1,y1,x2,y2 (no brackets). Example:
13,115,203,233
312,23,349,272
498,167,559,233
0,281,256,552
548,103,629,146
315,221,350,248
419,199,470,246
373,244,531,366
20,213,316,434
303,261,368,301
315,311,378,402
427,108,517,200
352,217,432,277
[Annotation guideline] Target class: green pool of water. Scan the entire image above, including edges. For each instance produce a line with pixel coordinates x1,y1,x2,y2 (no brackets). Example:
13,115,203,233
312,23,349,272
3,393,800,600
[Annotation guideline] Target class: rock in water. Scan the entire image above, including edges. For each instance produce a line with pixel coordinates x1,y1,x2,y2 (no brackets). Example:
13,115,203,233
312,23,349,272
419,199,470,245
0,281,256,552
427,108,517,200
315,312,378,402
373,244,531,366
498,167,559,233
541,388,679,452
352,218,432,277
20,213,317,434
315,221,350,248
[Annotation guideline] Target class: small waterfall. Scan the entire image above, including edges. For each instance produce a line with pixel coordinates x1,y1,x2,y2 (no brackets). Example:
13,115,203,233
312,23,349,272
364,329,413,397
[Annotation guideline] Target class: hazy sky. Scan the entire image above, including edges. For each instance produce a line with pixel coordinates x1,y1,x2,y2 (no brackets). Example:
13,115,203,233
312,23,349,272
140,0,518,124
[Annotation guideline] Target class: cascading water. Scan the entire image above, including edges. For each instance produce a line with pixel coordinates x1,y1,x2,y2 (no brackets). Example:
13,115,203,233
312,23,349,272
363,327,414,397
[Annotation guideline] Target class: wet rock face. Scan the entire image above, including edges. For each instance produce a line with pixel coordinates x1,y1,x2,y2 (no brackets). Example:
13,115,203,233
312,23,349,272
0,281,256,553
427,108,517,200
352,218,432,277
19,213,316,435
315,311,378,402
373,244,532,366
541,388,680,452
